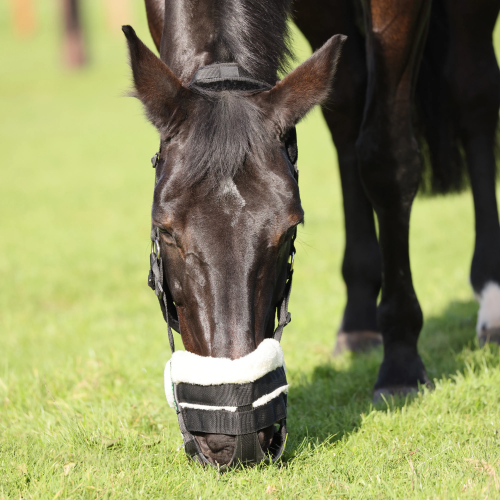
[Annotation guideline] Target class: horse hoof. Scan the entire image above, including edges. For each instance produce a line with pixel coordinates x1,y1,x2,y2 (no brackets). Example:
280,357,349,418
478,327,500,347
372,382,433,404
332,331,383,356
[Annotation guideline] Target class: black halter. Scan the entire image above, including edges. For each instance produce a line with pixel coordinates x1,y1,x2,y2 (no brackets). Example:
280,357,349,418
147,63,298,468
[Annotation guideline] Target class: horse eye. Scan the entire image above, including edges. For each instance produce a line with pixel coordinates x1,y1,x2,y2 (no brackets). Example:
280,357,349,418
158,227,175,239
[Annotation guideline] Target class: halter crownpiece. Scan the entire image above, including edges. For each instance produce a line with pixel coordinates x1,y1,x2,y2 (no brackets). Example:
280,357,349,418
189,62,273,90
147,63,298,468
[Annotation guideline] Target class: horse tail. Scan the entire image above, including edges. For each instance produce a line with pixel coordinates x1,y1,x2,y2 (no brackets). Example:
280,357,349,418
415,0,468,195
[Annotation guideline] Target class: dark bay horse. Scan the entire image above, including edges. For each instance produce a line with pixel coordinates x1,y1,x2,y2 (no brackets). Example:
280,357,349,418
123,0,500,466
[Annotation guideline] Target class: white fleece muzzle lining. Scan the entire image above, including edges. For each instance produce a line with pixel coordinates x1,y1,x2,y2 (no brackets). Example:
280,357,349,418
164,338,288,410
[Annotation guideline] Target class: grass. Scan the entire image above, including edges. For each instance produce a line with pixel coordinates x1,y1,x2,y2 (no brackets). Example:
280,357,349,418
1,1,500,498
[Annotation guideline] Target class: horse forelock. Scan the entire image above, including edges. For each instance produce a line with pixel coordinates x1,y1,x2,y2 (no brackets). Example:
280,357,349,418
180,86,271,191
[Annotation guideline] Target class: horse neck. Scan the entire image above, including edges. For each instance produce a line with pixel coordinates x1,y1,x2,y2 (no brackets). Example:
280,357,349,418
160,0,291,85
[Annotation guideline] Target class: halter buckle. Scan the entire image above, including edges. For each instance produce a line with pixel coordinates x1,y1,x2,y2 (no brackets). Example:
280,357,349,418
152,238,161,259
151,152,159,168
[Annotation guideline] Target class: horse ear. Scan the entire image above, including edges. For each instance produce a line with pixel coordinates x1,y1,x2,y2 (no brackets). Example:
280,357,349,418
257,34,347,130
122,25,187,131
144,0,164,52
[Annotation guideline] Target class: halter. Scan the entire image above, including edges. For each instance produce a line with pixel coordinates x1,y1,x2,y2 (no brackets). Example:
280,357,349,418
147,63,298,468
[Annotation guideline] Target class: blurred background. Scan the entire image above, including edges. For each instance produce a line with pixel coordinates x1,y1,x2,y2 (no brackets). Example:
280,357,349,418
1,0,500,390
2,3,500,496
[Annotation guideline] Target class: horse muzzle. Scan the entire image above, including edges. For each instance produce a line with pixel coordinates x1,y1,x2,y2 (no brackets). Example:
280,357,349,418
164,338,288,468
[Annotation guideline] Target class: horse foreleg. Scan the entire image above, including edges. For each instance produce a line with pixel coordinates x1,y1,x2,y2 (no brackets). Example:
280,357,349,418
446,0,500,346
294,0,382,355
357,0,432,399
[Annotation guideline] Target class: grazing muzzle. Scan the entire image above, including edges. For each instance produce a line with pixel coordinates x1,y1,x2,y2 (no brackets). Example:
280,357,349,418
164,339,288,467
146,63,298,468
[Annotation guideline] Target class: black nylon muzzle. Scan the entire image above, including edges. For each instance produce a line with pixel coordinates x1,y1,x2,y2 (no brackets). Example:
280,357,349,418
166,358,288,468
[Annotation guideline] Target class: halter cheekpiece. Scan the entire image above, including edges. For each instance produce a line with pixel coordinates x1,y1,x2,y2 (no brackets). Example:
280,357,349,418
147,63,298,468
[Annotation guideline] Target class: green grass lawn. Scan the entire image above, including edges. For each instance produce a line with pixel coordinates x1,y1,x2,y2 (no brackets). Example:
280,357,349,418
1,2,500,498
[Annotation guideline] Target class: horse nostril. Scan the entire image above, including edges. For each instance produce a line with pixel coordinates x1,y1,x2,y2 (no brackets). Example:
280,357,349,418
194,433,237,466
193,426,276,466
258,425,275,452
205,434,236,454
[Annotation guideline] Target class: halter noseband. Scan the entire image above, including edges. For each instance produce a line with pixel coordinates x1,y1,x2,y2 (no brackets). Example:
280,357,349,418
147,63,298,468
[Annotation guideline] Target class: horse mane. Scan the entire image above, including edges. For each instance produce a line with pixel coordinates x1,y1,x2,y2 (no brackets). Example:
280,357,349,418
209,0,293,84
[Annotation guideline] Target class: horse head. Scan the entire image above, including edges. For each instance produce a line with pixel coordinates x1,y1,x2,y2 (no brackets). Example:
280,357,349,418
123,25,345,466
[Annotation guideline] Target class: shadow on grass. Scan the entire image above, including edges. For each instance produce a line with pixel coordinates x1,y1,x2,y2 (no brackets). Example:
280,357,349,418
284,299,479,456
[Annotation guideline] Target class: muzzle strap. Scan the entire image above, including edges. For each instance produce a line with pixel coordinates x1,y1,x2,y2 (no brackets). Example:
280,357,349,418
234,432,266,464
176,409,213,467
175,366,287,406
273,266,294,343
179,394,287,435
148,227,176,353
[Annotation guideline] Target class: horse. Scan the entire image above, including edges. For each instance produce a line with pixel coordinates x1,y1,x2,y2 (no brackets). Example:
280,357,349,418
123,0,500,467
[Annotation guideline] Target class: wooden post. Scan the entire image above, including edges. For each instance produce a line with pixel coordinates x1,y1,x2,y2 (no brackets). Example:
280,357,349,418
61,0,86,68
